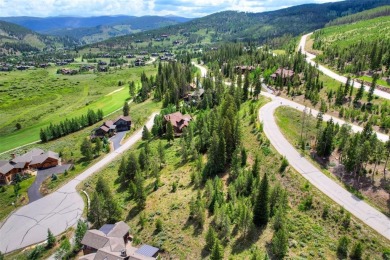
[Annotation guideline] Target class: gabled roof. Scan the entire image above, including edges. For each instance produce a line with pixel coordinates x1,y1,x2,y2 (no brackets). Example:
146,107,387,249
99,125,110,132
12,162,27,169
81,230,110,250
0,160,9,167
30,151,59,165
11,148,44,164
163,112,192,128
106,221,130,238
114,115,131,124
0,163,14,175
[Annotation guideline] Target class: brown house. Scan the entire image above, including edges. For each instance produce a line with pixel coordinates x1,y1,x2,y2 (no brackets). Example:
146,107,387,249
114,115,131,132
163,112,192,136
0,149,61,184
94,116,131,138
270,68,294,83
80,221,158,260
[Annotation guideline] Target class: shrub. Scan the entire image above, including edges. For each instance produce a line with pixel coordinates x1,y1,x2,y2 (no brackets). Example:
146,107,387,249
350,242,363,260
279,156,289,173
337,236,349,259
155,218,163,233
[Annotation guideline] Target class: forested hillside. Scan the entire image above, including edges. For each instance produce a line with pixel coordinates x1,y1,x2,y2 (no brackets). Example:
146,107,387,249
0,20,79,53
100,0,390,49
312,12,390,80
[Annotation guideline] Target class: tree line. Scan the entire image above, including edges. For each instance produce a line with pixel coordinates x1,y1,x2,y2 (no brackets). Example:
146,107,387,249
40,109,103,142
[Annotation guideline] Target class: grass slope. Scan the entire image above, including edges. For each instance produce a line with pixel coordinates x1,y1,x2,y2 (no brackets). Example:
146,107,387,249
0,65,157,153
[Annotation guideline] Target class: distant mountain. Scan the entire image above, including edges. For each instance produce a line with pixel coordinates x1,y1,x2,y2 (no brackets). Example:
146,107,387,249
98,0,390,48
0,20,78,53
0,15,192,44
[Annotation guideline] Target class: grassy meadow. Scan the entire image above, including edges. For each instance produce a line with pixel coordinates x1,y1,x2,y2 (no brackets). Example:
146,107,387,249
0,64,157,153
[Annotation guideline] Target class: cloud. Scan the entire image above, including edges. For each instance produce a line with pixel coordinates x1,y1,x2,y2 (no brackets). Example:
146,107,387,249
0,0,341,18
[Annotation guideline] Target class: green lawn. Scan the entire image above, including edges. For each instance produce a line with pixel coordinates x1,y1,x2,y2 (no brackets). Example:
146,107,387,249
0,176,35,221
358,75,390,88
0,65,157,153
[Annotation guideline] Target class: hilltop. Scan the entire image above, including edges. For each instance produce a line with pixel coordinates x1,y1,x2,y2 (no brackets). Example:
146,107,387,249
96,0,390,49
0,15,192,44
0,20,79,53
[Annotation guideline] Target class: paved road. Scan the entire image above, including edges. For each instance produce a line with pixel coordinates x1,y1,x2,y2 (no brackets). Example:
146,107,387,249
0,113,158,253
299,33,390,100
27,164,73,203
259,97,390,240
110,131,128,150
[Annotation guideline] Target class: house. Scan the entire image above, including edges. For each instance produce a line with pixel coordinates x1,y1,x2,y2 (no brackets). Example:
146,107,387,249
135,59,145,66
94,116,131,138
270,68,294,83
184,88,205,103
114,115,131,132
163,112,192,136
80,221,159,260
0,149,61,184
235,65,255,73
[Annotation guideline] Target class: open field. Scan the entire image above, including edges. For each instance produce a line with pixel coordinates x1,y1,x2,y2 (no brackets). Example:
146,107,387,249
78,98,389,259
275,106,390,216
0,65,157,153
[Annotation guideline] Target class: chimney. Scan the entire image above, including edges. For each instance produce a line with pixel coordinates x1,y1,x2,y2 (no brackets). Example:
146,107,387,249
11,153,16,159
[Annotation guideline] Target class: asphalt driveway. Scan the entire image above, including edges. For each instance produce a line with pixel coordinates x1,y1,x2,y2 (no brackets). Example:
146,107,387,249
110,131,128,150
27,164,73,203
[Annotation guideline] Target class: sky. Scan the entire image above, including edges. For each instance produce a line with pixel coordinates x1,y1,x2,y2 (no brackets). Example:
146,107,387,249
0,0,341,18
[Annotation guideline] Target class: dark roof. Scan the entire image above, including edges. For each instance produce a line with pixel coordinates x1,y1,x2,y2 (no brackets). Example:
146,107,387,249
11,148,44,164
30,151,59,165
81,230,109,250
135,245,159,257
99,224,115,235
107,221,130,238
0,163,14,175
115,115,131,123
12,162,27,169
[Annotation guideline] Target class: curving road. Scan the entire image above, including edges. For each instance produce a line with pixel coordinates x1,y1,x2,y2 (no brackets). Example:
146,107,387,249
259,97,390,240
299,33,390,100
0,113,158,254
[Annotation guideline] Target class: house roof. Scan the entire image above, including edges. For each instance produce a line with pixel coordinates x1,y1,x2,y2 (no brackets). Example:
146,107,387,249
11,148,44,164
115,115,131,123
0,160,8,167
99,125,110,132
81,230,110,250
104,120,114,127
136,245,159,257
0,163,14,175
12,162,27,169
30,151,59,165
106,221,130,238
163,112,192,129
99,224,115,235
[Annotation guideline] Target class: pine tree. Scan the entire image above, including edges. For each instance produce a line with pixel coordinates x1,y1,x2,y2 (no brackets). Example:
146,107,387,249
40,128,48,142
142,125,151,141
94,138,102,156
125,152,139,182
350,242,363,260
205,226,217,251
243,71,250,101
166,121,175,143
74,220,88,251
367,74,378,103
354,82,364,104
272,227,288,259
89,192,104,227
254,79,261,99
253,172,269,226
123,101,130,116
158,141,165,167
46,229,56,249
210,238,224,260
80,138,93,161
252,154,260,177
134,172,146,209
118,157,126,180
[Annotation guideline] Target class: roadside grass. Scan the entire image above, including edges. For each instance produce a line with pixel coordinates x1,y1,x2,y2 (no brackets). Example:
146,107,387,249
78,97,388,259
0,65,157,153
358,75,390,88
5,228,74,260
274,106,389,215
0,176,35,222
272,49,286,55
